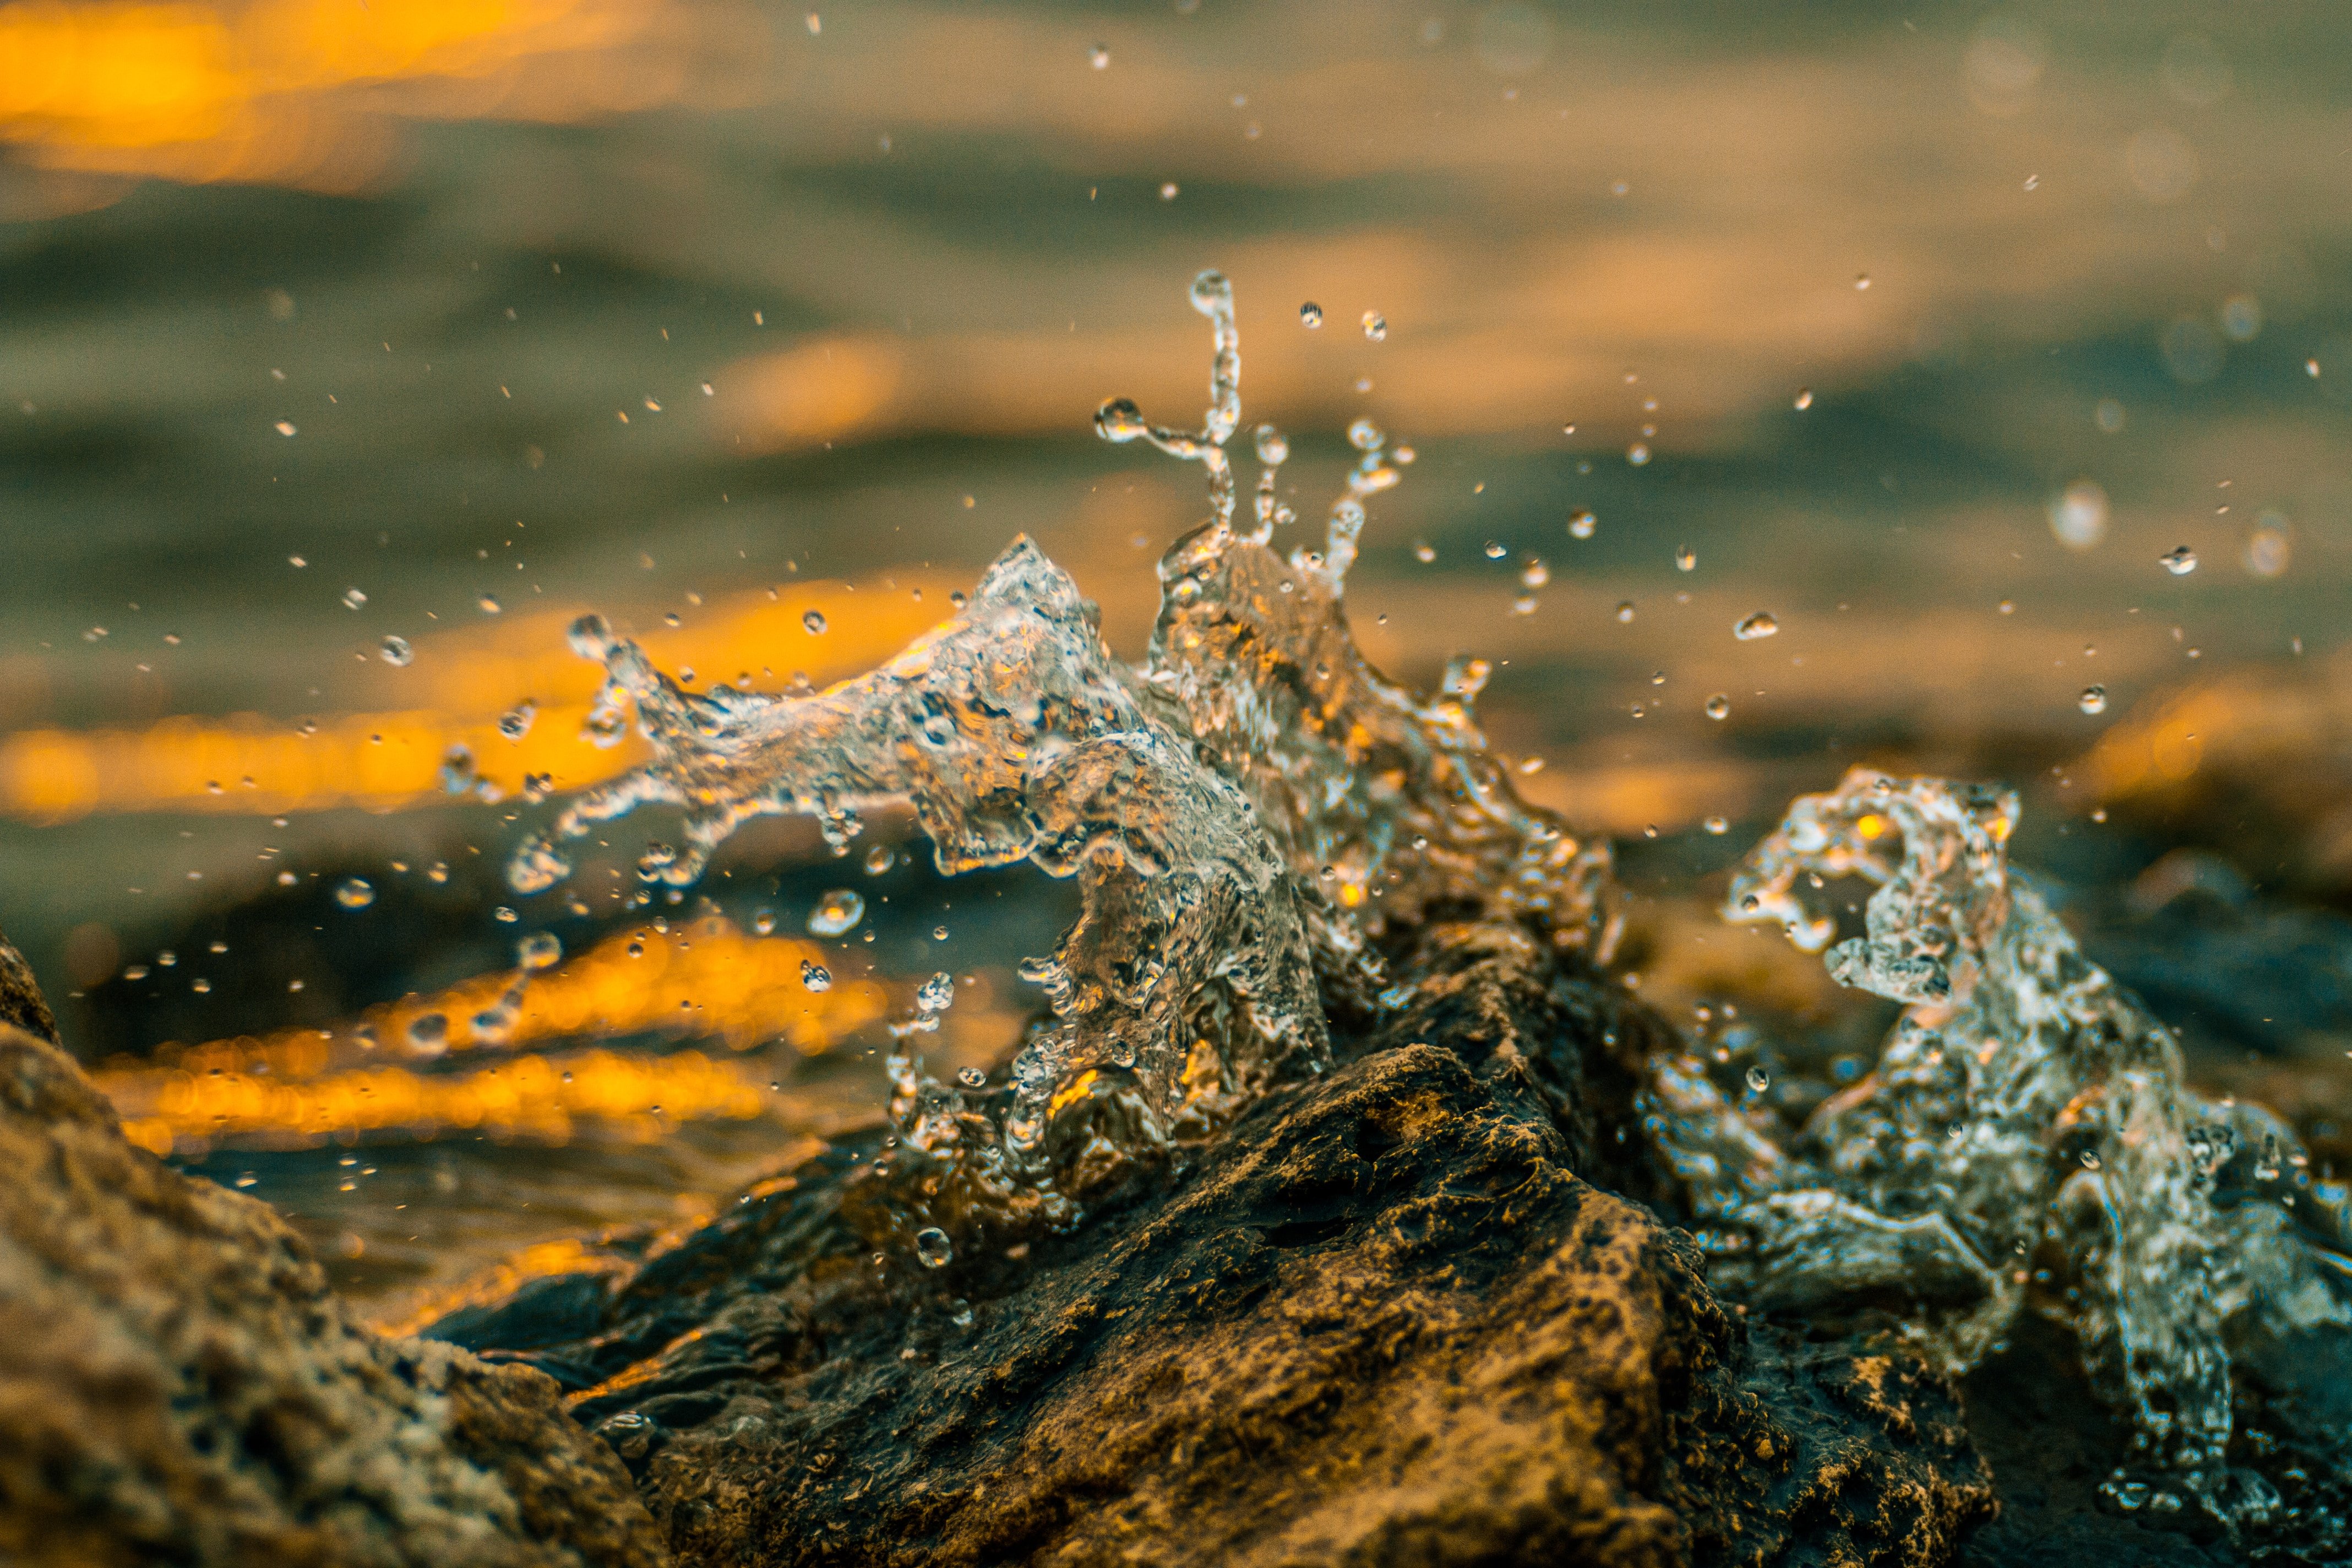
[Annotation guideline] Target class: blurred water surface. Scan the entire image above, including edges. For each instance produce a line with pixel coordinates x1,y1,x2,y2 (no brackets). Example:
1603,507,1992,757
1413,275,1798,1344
4,0,2350,1313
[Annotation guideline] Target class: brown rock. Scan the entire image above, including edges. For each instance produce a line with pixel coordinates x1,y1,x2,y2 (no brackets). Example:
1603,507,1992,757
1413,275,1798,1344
0,1021,668,1568
433,928,1993,1566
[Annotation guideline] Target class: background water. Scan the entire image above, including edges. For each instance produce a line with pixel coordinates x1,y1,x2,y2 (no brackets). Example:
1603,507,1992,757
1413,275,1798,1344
3,0,2349,1323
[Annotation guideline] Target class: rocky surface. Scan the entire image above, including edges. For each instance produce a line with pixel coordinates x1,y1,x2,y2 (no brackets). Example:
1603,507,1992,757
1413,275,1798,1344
0,1019,667,1568
0,923,57,1046
428,923,1997,1566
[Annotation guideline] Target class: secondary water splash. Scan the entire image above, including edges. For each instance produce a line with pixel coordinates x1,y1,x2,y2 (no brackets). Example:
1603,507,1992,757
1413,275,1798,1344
507,270,1613,1229
1654,766,2352,1539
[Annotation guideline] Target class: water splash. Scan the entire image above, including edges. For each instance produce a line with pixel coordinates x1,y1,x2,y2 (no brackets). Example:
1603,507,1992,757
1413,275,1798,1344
508,268,1613,1229
1655,766,2352,1536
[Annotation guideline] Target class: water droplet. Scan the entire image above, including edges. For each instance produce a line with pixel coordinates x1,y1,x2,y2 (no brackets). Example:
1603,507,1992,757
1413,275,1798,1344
1518,558,1549,589
493,906,518,923
407,1012,449,1053
1484,541,1506,559
958,1066,987,1088
1854,273,1871,290
933,924,950,941
914,1227,954,1268
275,420,297,436
1794,388,1814,410
1615,601,1635,623
1254,425,1289,465
1704,815,1729,835
2049,480,2109,551
917,971,957,1012
2307,357,2321,377
1361,311,1386,342
1299,302,1322,328
1745,1065,1771,1093
2080,1149,2101,1170
808,889,865,935
1159,181,1179,201
477,594,502,614
1626,444,1651,466
516,931,562,970
1567,509,1597,539
378,635,412,666
1087,42,1109,67
498,698,537,741
2079,685,2108,715
1675,543,1696,571
1734,612,1780,640
1705,694,1731,720
804,609,829,634
334,877,374,910
2160,545,2198,575
801,959,833,992
1412,540,1435,563
342,586,367,609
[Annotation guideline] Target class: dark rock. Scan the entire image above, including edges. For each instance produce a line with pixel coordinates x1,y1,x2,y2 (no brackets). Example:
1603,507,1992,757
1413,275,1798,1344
0,1021,668,1567
431,923,1997,1565
0,923,57,1046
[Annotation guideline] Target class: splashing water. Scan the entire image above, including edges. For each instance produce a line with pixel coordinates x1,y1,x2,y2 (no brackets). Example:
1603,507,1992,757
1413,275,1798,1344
508,269,1612,1231
1652,766,2352,1538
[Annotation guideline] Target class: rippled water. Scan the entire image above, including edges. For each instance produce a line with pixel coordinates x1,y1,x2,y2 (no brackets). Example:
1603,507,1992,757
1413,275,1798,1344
4,0,2351,1397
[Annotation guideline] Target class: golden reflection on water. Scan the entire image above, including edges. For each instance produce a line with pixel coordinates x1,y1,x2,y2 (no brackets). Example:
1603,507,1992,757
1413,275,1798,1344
0,0,721,190
97,913,890,1154
0,576,943,819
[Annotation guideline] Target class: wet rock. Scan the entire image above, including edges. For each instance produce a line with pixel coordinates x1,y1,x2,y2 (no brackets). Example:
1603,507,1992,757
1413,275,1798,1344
0,923,57,1046
431,924,1995,1566
0,1020,667,1568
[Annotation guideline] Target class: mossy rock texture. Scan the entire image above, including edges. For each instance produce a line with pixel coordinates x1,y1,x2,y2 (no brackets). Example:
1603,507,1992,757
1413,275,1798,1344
0,1020,666,1568
436,924,1995,1566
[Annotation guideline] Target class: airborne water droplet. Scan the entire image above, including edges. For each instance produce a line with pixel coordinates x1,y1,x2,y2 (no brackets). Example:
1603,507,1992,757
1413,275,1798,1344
498,698,537,741
1300,302,1322,328
958,1066,987,1088
1362,311,1386,342
1675,543,1696,571
800,959,833,992
753,907,776,935
342,587,367,609
1518,558,1549,589
516,931,562,970
808,889,865,935
917,972,957,1013
1412,541,1435,563
1734,612,1780,640
1568,510,1596,540
864,843,896,875
1615,601,1636,623
1626,444,1651,465
1745,1065,1771,1093
2079,685,2108,715
1705,694,1731,720
334,877,375,910
1794,388,1814,410
407,1012,449,1053
1703,815,1729,835
478,594,502,614
1087,42,1109,68
914,1227,953,1268
2160,546,2198,575
804,609,829,634
379,635,412,666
